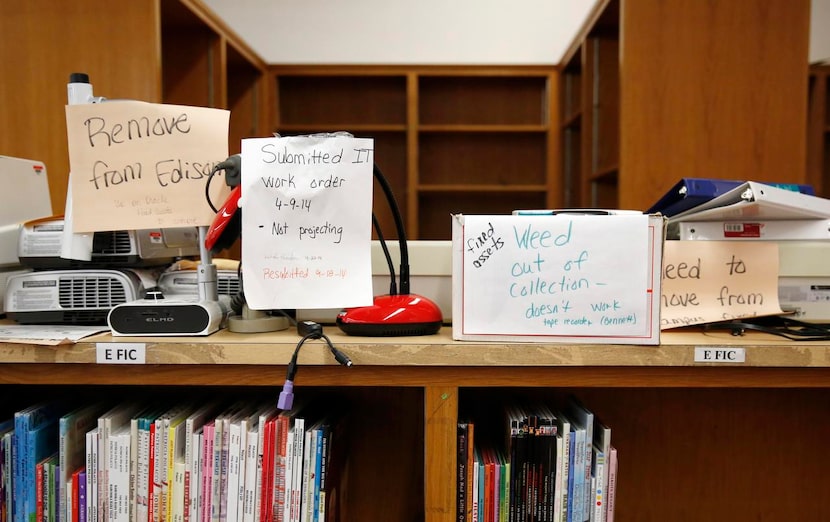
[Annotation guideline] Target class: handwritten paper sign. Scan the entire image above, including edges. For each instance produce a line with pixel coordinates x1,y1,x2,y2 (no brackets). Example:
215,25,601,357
66,101,230,232
661,241,784,329
452,214,663,344
240,135,374,310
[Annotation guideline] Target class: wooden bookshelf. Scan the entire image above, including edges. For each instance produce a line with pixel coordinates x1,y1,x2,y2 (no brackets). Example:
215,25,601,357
270,66,559,240
808,64,830,197
559,0,811,211
0,0,269,215
2,328,830,521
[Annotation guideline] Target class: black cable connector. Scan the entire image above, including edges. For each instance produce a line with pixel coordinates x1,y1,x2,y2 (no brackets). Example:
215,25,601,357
298,320,323,339
278,322,353,411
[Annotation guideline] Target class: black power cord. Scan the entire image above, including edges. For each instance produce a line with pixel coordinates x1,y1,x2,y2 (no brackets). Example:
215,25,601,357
704,316,830,341
277,321,353,410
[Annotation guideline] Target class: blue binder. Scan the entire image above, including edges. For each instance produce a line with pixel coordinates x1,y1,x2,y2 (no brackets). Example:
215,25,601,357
646,178,814,217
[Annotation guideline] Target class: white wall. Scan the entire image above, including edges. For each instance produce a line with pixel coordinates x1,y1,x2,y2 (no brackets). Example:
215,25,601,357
811,0,830,63
205,0,828,65
203,0,598,64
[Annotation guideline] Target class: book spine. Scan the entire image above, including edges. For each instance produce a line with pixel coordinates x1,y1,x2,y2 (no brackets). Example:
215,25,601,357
300,429,313,522
188,430,202,522
148,421,158,522
77,471,86,522
219,419,232,522
135,420,149,522
183,422,193,522
171,463,185,522
316,427,329,522
84,430,96,522
242,426,258,522
201,424,215,522
592,454,605,522
271,417,286,522
457,423,467,522
209,419,223,522
258,421,273,522
290,419,305,522
604,448,617,522
280,427,294,522
36,460,44,522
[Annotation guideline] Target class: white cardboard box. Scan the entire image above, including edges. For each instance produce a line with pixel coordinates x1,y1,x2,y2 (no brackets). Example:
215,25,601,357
778,241,830,321
451,213,664,344
296,240,452,324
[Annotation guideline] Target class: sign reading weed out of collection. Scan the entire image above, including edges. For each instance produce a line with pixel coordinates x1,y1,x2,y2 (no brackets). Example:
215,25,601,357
451,213,664,344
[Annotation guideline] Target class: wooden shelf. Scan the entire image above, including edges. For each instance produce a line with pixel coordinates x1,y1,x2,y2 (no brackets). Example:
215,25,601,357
276,123,407,133
2,328,830,369
3,328,830,521
590,163,619,181
417,184,548,193
271,66,558,241
418,124,548,133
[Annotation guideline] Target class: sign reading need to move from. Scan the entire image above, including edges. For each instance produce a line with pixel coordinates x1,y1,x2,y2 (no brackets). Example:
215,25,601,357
65,101,231,232
240,135,374,310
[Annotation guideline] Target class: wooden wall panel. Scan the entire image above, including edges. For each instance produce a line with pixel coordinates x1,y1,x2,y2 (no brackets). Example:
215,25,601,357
619,0,810,210
0,0,161,215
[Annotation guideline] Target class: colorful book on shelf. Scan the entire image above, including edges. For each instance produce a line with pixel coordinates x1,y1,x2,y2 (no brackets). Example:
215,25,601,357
457,422,469,522
301,422,316,522
188,428,203,522
552,424,567,522
69,467,83,522
14,402,63,522
134,408,165,522
171,461,186,522
565,396,594,522
84,428,98,522
604,446,618,522
289,413,306,522
157,403,194,522
58,404,107,522
182,403,219,522
23,408,62,522
1,419,13,522
225,406,256,522
200,421,215,522
566,434,575,522
106,426,130,522
241,411,261,522
647,178,814,218
97,402,141,522
592,419,612,522
272,408,291,522
253,408,277,522
317,412,347,522
465,422,475,522
36,452,59,522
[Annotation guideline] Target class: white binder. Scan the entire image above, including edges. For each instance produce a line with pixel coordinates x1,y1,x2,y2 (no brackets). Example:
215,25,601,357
678,219,830,240
668,181,830,223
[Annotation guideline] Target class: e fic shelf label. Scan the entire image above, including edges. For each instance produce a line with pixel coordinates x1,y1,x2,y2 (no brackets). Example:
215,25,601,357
96,342,146,364
694,346,746,363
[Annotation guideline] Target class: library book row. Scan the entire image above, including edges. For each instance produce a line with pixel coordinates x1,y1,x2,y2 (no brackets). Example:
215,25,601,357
458,396,616,522
0,396,344,522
